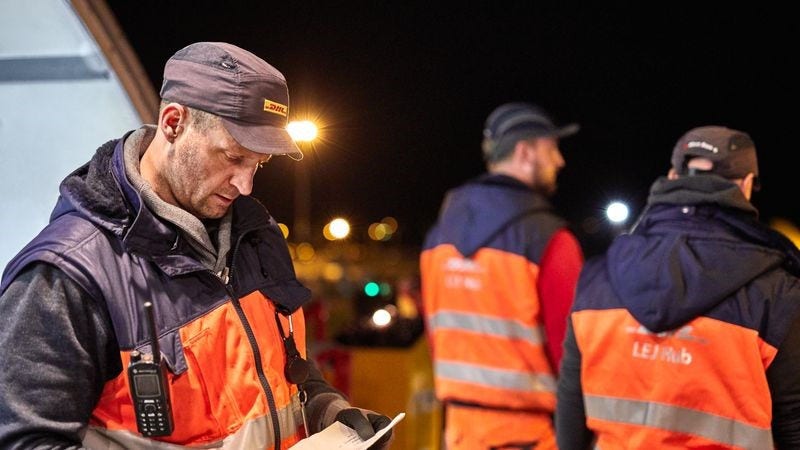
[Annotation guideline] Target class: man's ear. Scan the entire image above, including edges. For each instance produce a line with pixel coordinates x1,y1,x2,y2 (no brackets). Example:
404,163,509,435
739,172,755,200
514,139,537,164
667,168,679,180
159,102,186,140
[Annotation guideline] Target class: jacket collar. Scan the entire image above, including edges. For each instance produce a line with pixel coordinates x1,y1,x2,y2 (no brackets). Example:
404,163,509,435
647,174,758,217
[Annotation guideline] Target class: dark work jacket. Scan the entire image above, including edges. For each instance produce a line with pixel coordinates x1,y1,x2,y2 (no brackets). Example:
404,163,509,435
0,134,340,449
557,175,800,449
423,173,566,260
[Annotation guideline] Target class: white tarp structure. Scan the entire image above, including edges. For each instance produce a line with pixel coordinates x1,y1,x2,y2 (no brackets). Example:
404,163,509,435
0,0,156,270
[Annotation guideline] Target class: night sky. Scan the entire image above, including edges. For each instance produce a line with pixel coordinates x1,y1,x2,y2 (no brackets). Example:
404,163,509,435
108,3,799,256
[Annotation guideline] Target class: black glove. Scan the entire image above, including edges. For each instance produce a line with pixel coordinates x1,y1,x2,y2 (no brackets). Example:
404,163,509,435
335,408,393,449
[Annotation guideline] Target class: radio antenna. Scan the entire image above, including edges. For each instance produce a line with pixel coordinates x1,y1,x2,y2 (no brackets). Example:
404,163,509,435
129,300,174,436
143,301,161,363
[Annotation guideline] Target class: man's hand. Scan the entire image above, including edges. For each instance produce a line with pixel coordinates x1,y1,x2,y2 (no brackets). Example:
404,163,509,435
334,408,393,449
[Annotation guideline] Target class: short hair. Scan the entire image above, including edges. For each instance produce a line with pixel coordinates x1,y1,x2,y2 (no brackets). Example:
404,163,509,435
159,100,220,134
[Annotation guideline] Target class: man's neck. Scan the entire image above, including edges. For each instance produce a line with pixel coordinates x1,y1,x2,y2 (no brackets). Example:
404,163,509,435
489,165,533,188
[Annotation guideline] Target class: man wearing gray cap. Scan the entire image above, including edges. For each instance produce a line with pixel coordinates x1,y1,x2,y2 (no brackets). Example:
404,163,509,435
420,102,584,449
556,126,800,449
0,42,392,449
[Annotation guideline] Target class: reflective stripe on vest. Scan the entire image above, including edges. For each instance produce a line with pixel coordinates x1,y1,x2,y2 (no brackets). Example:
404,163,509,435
436,360,556,393
585,394,773,449
85,399,303,449
427,310,544,345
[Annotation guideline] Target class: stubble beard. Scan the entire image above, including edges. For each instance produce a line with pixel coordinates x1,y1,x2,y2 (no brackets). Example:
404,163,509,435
533,169,558,197
168,137,222,219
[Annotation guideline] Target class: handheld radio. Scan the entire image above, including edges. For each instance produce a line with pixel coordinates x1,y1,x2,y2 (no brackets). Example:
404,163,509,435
127,301,174,437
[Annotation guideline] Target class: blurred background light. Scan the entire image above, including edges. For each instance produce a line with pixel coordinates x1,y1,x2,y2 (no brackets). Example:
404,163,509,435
364,281,381,297
328,218,350,239
371,308,392,327
606,201,630,224
277,223,290,239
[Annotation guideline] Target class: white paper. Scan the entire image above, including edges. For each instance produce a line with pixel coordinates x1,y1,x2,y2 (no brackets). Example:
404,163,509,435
290,412,405,450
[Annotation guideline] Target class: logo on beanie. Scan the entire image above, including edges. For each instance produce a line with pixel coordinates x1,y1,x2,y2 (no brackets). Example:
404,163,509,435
263,99,288,117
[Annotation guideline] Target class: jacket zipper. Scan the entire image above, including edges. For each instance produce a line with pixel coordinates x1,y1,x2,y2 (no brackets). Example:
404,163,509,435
222,227,283,448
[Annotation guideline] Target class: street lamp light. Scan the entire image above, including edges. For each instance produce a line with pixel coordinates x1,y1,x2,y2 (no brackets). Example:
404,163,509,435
287,120,318,242
323,217,351,240
287,120,318,142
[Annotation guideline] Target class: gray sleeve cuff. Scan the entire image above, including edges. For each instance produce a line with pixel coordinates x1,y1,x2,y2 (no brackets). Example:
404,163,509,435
304,392,350,434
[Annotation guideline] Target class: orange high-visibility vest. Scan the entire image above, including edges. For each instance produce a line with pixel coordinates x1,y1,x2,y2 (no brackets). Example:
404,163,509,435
86,291,306,449
421,244,557,448
572,308,775,449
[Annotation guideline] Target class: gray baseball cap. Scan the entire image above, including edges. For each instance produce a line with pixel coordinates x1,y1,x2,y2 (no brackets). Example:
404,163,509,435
160,42,303,160
482,102,579,162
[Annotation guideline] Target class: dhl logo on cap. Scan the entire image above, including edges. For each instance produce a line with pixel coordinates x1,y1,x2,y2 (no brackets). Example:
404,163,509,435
263,99,288,117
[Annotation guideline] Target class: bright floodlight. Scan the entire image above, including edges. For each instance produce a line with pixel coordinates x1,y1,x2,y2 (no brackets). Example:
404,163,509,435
286,120,318,142
371,308,392,327
328,218,350,239
606,201,630,224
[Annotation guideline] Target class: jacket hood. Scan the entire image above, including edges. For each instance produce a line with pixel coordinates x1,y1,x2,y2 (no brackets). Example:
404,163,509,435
607,175,792,332
53,138,131,235
52,135,185,258
433,174,557,257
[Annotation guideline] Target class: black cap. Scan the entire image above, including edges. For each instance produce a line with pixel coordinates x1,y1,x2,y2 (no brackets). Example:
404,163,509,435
671,126,758,186
482,102,579,162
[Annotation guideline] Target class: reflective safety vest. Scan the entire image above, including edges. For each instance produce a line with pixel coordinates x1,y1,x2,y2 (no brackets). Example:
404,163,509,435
572,308,775,449
421,175,574,450
421,244,556,411
85,291,306,449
